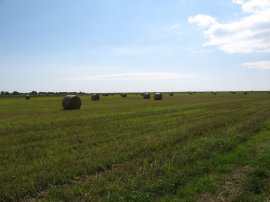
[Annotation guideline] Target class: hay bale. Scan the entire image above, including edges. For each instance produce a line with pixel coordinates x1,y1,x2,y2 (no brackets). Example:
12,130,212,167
154,93,163,100
25,94,30,99
62,95,81,110
143,93,150,99
120,93,127,97
169,92,174,96
231,91,236,94
212,92,217,95
91,94,100,101
244,92,247,95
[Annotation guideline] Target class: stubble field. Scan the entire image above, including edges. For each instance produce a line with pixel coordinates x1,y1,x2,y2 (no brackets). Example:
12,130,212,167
0,92,270,201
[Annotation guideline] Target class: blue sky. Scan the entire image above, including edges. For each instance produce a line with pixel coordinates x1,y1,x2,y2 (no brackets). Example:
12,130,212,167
1,0,270,92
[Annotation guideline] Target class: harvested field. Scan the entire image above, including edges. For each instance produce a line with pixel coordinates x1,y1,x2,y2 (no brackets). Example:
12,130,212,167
0,92,270,201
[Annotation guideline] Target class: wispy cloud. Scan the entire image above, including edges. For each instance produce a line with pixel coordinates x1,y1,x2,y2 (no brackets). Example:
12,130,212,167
63,72,198,81
232,0,270,13
188,15,216,27
188,0,270,53
243,60,270,70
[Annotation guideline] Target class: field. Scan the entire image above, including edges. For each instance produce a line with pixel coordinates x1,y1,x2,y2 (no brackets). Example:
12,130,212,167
1,93,270,201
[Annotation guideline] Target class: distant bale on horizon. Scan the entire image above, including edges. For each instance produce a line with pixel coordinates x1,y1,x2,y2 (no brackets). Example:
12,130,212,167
25,94,30,100
154,93,163,100
143,93,150,99
91,94,100,101
244,92,248,95
169,92,174,96
120,93,127,97
62,95,81,110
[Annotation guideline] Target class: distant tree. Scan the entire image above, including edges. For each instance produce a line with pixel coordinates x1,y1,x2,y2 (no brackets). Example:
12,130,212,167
38,92,46,95
30,91,38,95
0,91,4,96
12,91,20,95
5,91,10,96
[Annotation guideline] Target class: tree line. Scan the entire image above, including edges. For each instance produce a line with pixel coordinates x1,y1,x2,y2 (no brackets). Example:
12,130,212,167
0,91,86,96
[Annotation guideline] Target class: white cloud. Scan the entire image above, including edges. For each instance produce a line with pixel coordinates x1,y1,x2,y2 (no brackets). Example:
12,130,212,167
243,60,270,70
188,15,216,27
188,0,270,53
232,0,245,5
236,0,270,13
63,72,198,81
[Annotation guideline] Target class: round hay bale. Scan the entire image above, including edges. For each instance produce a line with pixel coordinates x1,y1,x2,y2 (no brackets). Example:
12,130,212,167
244,92,247,95
91,94,100,101
25,94,30,99
169,92,174,96
62,95,81,110
154,93,163,100
143,93,150,99
120,93,127,97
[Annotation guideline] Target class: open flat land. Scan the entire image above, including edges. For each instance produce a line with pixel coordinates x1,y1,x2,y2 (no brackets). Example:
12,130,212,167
1,93,270,201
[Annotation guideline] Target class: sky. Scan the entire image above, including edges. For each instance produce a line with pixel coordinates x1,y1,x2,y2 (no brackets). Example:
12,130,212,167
0,0,270,93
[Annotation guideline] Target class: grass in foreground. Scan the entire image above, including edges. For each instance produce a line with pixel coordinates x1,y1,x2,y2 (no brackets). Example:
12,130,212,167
0,92,270,201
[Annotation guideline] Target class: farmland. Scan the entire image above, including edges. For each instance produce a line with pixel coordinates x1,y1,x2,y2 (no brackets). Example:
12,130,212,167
0,92,270,201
